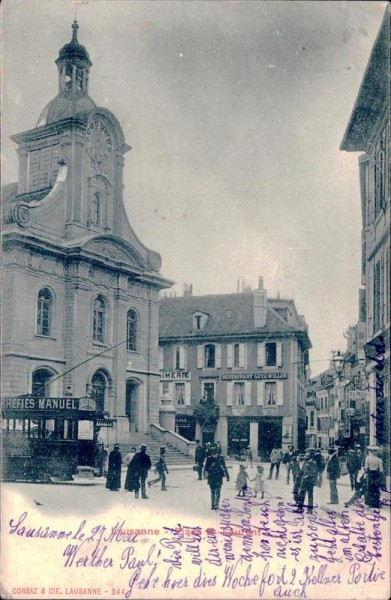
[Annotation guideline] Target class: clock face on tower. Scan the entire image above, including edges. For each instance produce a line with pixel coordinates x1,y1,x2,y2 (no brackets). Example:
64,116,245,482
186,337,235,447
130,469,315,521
86,119,112,163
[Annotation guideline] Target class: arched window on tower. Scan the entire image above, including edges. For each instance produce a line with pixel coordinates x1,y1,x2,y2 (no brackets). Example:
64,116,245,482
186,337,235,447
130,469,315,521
126,309,138,352
37,288,53,336
91,371,107,413
93,297,106,343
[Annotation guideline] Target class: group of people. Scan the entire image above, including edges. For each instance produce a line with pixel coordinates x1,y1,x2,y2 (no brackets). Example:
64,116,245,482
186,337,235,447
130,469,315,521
105,443,168,499
284,443,385,513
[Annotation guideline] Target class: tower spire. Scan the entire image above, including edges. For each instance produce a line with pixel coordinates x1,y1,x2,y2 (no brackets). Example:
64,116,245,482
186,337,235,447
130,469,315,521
71,20,79,44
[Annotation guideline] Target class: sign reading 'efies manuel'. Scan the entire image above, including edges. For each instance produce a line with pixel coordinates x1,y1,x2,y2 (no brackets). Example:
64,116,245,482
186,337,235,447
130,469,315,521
2,397,80,411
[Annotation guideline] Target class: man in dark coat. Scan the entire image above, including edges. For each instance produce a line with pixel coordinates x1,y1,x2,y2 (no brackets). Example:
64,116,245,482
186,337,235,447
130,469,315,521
194,440,206,480
204,448,230,510
314,449,326,487
204,448,229,509
297,449,318,513
347,448,361,490
282,445,295,484
106,443,122,491
326,447,340,504
133,444,152,499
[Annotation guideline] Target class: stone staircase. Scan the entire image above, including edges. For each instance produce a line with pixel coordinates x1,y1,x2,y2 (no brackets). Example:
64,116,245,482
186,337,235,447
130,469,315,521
117,433,194,467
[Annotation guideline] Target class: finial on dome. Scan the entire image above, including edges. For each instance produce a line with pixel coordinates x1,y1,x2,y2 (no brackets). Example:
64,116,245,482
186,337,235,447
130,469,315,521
72,20,79,43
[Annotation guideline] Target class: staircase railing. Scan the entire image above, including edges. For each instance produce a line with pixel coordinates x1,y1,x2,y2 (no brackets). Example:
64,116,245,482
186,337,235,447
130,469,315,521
150,423,196,459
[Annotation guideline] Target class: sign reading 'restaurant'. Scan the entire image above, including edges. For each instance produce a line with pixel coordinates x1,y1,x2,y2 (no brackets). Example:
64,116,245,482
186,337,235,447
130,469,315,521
2,397,80,411
222,373,288,381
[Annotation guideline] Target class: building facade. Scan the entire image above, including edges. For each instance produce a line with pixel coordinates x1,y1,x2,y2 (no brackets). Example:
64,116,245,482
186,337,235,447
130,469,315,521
159,279,311,460
306,320,369,452
340,8,390,451
2,22,172,447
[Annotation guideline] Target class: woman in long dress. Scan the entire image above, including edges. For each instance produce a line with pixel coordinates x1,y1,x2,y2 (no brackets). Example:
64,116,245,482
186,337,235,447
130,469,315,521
124,450,140,498
105,444,122,491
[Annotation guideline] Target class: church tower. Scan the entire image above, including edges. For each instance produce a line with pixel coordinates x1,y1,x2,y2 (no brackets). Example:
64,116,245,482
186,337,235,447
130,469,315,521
3,22,172,443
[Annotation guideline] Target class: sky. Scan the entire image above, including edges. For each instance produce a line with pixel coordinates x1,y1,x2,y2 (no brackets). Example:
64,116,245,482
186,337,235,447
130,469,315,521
2,0,387,375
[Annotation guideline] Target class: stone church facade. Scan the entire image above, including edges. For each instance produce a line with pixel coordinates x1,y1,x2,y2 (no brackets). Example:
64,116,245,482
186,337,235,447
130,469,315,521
2,22,172,443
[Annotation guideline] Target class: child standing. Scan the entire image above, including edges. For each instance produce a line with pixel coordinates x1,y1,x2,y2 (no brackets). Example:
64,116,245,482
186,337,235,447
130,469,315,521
253,465,265,498
235,464,250,497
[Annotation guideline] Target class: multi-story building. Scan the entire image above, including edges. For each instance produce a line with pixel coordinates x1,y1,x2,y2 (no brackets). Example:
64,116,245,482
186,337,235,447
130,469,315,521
159,278,311,459
2,21,172,465
305,370,336,450
340,8,390,451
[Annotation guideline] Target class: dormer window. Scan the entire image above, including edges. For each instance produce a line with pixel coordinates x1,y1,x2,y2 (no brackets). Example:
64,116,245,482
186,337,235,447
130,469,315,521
193,311,208,331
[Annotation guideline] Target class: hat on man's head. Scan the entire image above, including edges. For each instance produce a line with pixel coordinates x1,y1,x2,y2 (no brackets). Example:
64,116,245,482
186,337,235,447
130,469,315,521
355,444,361,448
328,447,337,454
114,443,120,449
367,445,380,452
140,444,147,450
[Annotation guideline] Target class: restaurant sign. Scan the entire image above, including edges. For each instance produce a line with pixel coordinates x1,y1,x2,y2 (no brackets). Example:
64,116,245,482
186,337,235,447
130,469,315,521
222,373,288,381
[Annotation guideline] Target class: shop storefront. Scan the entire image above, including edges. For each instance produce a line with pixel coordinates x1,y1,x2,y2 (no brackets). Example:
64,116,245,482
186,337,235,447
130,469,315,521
175,414,196,441
1,395,103,481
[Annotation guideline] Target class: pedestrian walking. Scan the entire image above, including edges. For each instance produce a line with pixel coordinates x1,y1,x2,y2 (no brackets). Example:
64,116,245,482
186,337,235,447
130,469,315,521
194,440,206,481
245,446,253,468
204,447,230,510
148,446,169,491
105,443,122,491
235,464,250,497
133,444,152,499
268,447,283,480
297,449,318,513
124,450,140,497
252,465,265,498
293,453,306,504
326,447,340,505
282,445,295,484
314,449,326,487
364,446,384,509
347,448,361,491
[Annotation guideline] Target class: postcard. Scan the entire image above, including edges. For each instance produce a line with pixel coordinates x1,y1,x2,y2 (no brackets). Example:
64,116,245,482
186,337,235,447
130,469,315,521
2,1,390,599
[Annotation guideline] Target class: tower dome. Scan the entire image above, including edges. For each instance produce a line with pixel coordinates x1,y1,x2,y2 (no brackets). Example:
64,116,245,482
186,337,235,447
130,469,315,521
36,21,96,127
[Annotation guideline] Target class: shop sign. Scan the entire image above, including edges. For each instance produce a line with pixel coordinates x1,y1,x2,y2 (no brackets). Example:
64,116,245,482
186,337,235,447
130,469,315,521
222,373,288,381
348,390,364,399
160,371,191,381
2,396,80,411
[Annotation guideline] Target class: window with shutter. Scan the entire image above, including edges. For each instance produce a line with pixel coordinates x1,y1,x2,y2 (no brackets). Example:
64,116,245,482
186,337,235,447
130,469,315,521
234,382,245,405
257,343,265,367
159,346,164,370
226,382,233,406
276,381,284,405
257,382,265,405
197,345,203,368
245,381,252,405
276,342,282,367
227,344,234,368
215,344,222,368
239,343,247,368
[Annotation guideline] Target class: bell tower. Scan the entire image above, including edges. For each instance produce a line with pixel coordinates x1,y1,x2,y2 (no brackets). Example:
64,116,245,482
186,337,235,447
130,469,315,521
55,20,92,95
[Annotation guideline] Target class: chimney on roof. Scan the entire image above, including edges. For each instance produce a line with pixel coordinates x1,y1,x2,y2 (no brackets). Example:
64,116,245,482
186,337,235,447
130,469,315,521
253,276,267,328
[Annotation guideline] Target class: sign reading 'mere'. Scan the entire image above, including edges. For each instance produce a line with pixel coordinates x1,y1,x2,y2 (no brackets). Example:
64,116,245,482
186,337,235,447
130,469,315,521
2,397,80,411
